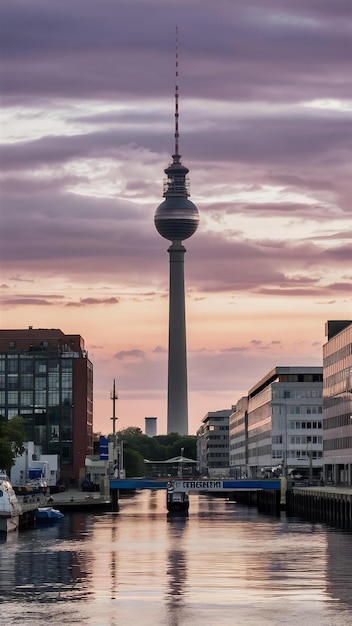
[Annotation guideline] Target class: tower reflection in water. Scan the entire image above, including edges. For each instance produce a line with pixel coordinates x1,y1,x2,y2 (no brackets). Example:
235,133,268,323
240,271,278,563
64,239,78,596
165,515,189,626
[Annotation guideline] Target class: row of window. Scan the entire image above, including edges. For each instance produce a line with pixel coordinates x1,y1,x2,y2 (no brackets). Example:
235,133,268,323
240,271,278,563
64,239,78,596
289,421,322,429
323,414,352,430
279,374,323,382
323,342,352,368
272,450,323,459
323,436,352,451
0,390,72,406
289,436,323,445
272,405,323,415
0,356,73,374
324,366,352,389
0,372,72,391
207,453,229,458
272,389,322,399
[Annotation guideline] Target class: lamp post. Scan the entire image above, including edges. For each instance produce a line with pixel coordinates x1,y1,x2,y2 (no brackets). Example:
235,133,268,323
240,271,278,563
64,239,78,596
110,380,119,478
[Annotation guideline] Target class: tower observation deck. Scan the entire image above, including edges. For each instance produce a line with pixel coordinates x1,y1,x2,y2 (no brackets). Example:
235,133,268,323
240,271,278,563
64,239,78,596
154,29,199,435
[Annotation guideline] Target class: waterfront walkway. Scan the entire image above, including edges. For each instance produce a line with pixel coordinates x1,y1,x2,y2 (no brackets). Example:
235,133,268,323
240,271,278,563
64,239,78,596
49,488,110,511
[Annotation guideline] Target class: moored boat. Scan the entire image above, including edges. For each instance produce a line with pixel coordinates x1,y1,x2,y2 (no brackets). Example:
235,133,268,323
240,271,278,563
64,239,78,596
35,507,64,522
0,473,21,532
166,481,189,514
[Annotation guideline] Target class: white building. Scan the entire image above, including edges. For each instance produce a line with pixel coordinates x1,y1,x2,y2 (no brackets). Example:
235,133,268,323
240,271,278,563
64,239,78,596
229,367,323,480
10,441,59,487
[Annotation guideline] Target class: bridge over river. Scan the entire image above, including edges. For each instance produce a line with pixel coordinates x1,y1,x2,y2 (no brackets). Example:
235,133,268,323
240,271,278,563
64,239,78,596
109,478,283,513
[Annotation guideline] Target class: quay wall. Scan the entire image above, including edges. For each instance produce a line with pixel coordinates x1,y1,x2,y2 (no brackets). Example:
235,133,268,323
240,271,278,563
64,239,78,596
229,489,281,516
286,487,352,530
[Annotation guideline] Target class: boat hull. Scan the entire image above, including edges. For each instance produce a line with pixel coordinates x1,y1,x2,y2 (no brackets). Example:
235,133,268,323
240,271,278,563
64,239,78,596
36,507,64,522
166,487,189,514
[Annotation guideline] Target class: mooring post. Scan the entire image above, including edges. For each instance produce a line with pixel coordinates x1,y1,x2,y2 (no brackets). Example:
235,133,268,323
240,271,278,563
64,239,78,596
111,488,119,512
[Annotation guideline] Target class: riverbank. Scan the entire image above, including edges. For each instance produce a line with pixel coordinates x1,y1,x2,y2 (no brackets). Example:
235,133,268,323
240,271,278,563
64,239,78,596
48,488,111,512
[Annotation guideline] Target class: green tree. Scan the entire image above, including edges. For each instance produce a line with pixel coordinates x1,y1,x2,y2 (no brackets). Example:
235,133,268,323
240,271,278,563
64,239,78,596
123,448,146,477
0,416,26,475
116,427,197,477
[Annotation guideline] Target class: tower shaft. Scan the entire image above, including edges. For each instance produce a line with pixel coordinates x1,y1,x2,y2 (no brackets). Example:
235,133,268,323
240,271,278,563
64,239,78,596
167,242,188,435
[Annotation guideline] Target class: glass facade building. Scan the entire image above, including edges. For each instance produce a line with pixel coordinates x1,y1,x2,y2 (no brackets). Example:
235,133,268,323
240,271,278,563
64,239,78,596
0,328,93,483
323,320,352,485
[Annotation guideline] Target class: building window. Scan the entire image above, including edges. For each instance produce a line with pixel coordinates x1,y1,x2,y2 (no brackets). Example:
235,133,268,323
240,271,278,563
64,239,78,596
7,357,18,374
20,357,33,374
8,391,18,405
21,374,34,390
35,377,47,391
35,391,46,407
20,391,33,406
8,374,19,390
48,391,60,406
35,360,47,375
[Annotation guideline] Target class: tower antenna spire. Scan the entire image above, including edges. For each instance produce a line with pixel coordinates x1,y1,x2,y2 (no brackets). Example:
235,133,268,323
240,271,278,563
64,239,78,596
174,25,179,157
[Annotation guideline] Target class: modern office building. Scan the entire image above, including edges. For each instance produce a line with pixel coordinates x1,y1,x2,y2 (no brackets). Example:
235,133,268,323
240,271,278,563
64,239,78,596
229,396,248,478
323,320,352,485
0,328,93,482
229,366,323,480
196,409,233,478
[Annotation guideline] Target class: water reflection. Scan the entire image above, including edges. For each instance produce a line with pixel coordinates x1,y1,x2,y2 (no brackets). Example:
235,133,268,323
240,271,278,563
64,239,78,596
1,490,352,626
326,529,352,610
0,513,97,607
165,515,188,625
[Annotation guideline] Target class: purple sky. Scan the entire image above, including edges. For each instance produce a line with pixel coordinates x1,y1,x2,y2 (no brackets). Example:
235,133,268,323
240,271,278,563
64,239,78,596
1,0,351,434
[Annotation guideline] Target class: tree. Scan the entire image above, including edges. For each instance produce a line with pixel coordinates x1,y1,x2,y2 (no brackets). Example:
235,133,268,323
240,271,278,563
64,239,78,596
123,448,146,477
0,416,26,475
116,426,197,475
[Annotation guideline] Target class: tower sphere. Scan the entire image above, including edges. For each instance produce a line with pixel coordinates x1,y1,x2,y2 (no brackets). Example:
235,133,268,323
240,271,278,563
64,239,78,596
154,156,199,242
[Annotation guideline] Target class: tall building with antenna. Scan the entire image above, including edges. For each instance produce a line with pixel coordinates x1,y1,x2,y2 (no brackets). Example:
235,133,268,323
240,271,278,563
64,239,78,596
154,29,199,435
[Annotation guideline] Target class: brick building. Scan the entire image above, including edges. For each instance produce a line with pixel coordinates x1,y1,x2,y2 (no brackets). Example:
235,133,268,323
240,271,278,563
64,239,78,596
0,327,93,483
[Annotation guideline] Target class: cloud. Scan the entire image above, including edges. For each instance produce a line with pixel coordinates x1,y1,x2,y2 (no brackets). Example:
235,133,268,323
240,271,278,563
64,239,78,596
65,297,119,307
114,349,145,361
0,0,350,433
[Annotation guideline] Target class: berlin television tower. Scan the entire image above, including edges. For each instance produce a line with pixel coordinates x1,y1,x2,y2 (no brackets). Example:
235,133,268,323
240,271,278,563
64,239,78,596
154,28,199,435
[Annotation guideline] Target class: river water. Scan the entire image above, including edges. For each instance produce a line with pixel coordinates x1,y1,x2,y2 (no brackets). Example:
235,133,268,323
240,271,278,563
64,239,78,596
1,489,352,626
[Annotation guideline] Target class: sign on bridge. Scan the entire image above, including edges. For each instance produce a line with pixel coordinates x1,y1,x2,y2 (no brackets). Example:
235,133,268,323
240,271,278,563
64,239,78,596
174,480,224,492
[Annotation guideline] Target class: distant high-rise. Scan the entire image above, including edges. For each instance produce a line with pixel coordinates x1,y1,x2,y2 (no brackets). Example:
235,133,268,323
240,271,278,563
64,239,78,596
154,29,199,435
145,416,157,437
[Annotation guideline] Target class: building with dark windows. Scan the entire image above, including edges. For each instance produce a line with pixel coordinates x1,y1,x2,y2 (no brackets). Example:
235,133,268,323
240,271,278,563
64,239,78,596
323,320,352,486
196,409,233,478
0,328,93,483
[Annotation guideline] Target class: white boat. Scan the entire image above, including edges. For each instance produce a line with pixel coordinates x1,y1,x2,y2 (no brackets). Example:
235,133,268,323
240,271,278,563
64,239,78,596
35,506,64,522
0,473,21,533
166,481,189,515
